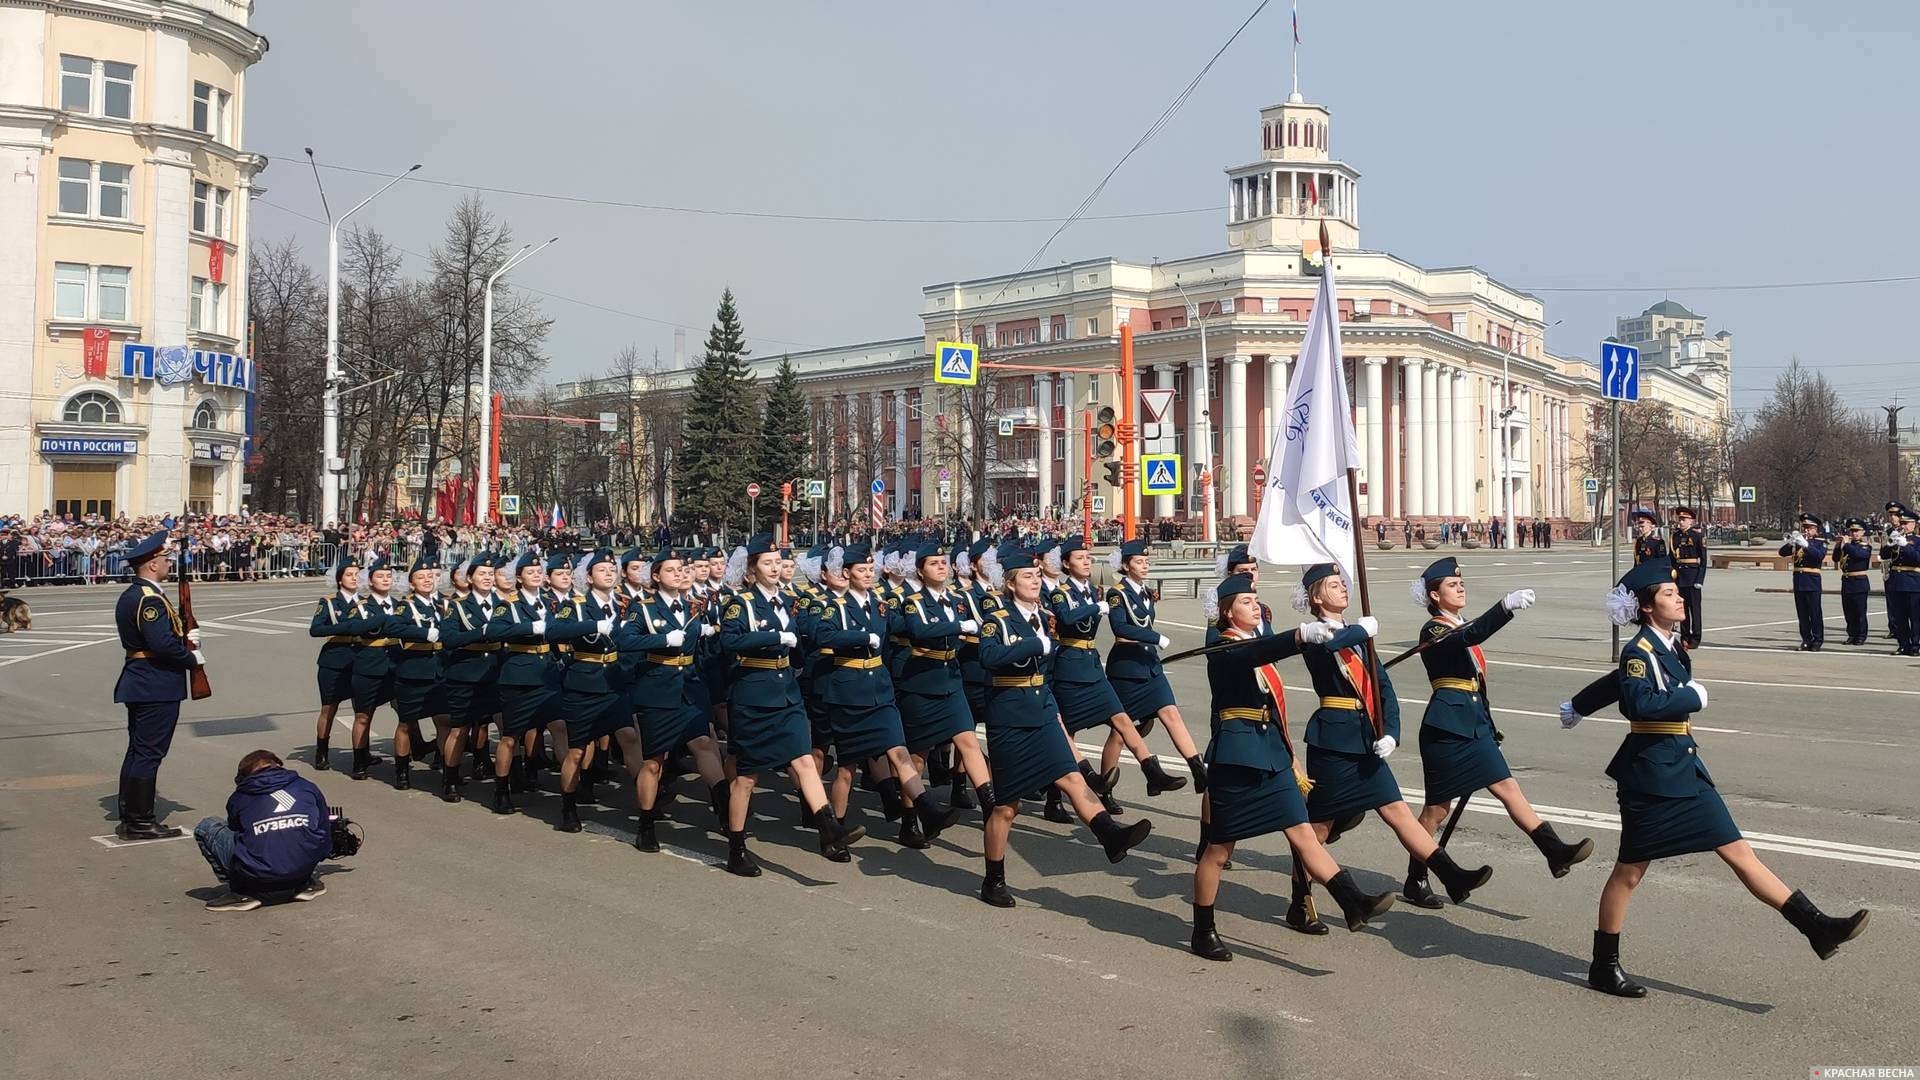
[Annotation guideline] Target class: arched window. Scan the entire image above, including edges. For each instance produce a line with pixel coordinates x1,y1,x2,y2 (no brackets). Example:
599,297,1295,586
192,401,220,430
63,390,121,425
1262,123,1271,150
1287,120,1298,146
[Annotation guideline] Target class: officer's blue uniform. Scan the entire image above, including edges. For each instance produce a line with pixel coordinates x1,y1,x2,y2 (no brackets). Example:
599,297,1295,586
1883,503,1920,656
898,585,976,754
1670,518,1707,647
718,584,811,773
1609,623,1738,863
812,586,907,764
440,558,502,728
1050,575,1128,734
544,586,627,749
1834,523,1874,645
390,589,448,726
1413,601,1515,803
486,582,557,737
957,540,997,720
1631,511,1667,566
308,583,367,707
114,536,198,782
347,584,404,716
1105,577,1177,721
1779,515,1828,649
1301,622,1403,823
977,598,1072,805
624,586,706,755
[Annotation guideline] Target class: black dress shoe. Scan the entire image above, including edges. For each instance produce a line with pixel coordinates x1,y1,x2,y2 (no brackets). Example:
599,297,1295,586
1191,927,1233,961
1285,893,1331,936
1140,756,1188,796
979,877,1015,908
312,748,332,771
1326,870,1396,931
1425,848,1493,904
898,813,929,850
1587,958,1647,998
1041,791,1075,824
1402,864,1445,909
726,842,762,878
633,815,660,853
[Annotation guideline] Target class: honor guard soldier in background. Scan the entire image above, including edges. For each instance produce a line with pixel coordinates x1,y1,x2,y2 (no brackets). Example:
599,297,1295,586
1883,501,1920,655
113,529,207,840
1630,510,1665,565
1670,508,1707,647
1780,513,1829,651
1572,559,1868,998
306,552,363,771
1834,519,1875,646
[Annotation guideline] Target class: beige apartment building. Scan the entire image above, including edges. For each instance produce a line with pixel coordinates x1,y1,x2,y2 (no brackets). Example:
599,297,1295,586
568,86,1730,532
0,0,267,519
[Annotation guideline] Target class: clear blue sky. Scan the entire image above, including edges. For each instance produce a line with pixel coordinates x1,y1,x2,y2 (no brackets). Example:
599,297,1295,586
247,0,1920,415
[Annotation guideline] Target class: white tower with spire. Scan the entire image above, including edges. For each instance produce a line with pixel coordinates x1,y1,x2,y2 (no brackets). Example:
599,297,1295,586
1223,86,1361,255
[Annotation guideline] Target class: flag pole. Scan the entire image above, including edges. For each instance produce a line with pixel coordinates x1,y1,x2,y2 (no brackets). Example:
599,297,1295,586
1322,218,1385,740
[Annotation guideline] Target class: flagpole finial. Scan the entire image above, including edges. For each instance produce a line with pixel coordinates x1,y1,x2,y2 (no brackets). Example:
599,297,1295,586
1319,220,1331,259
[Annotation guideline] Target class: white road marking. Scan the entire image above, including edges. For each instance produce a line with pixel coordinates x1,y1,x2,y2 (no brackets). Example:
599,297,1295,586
1484,658,1920,696
0,600,310,667
248,618,315,630
196,620,287,635
90,832,194,848
1709,610,1886,632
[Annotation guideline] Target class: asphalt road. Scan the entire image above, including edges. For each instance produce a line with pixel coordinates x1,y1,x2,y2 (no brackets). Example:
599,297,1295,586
2,548,1914,1079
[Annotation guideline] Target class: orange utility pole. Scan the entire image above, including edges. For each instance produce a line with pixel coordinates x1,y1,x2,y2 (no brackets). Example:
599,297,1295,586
1082,408,1094,543
1119,323,1138,541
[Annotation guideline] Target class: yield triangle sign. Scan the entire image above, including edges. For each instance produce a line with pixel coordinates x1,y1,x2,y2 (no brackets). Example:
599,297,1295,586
1140,388,1175,423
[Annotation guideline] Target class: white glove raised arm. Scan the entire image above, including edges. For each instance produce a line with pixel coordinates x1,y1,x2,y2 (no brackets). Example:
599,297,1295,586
701,623,716,638
1502,589,1536,612
868,633,882,650
778,631,798,648
1298,620,1335,645
595,617,614,636
1157,634,1172,650
960,619,979,634
1357,616,1379,639
1372,735,1397,760
1558,701,1582,729
1096,601,1111,616
664,629,686,648
1037,634,1052,656
530,619,547,636
1687,681,1709,710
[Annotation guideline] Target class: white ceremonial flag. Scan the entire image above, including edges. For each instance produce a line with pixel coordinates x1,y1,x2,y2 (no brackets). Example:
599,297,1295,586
1249,255,1361,581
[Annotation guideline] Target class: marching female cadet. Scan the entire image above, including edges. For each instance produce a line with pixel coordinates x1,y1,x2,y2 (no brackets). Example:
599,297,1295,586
1779,513,1828,650
1191,574,1396,960
1834,519,1874,645
389,553,451,796
795,547,839,795
719,534,866,876
899,541,996,814
1048,536,1182,823
439,553,505,800
691,549,732,744
483,553,556,814
345,555,405,781
1406,558,1592,905
1291,563,1494,919
976,546,1153,908
811,542,960,849
306,551,364,772
625,546,730,852
1567,559,1869,997
539,551,628,833
1105,539,1209,799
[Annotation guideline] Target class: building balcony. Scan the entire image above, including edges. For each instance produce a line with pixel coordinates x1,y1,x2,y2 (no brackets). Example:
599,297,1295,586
987,458,1039,480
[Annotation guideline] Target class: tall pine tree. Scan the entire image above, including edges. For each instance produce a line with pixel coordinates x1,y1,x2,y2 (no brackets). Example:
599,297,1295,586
757,355,810,493
673,289,757,534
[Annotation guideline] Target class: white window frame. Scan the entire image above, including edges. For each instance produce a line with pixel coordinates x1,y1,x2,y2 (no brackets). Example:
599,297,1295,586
54,262,89,319
1086,316,1100,337
96,265,129,322
192,81,231,141
57,158,92,215
192,400,221,431
193,182,230,238
60,55,93,112
56,158,133,221
54,262,132,322
64,390,123,425
59,56,136,119
101,61,134,119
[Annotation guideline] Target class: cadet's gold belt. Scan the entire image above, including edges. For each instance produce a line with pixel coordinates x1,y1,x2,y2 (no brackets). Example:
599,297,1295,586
888,635,911,646
460,643,501,652
834,656,884,670
1795,568,1823,574
572,653,617,664
401,643,441,652
959,634,980,644
1430,677,1478,693
1217,707,1270,724
1675,558,1701,565
992,675,1045,688
1059,638,1098,650
1844,571,1869,578
556,644,573,654
365,637,398,647
816,648,834,656
1896,567,1920,572
737,656,789,670
1318,696,1362,711
646,653,693,666
323,635,357,644
910,647,956,660
506,643,549,654
125,649,152,659
1629,720,1690,735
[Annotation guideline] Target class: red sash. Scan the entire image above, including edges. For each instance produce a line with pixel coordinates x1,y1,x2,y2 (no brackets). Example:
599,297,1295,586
1334,644,1385,737
1226,629,1292,749
1439,613,1489,690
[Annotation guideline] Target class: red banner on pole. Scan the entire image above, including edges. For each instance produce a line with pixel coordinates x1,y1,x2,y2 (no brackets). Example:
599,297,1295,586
208,241,225,285
82,327,111,378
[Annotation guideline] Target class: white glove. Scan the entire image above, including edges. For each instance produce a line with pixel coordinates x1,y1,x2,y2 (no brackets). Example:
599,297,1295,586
595,617,614,636
1357,616,1379,638
701,623,716,638
1157,634,1172,649
426,625,440,643
868,633,882,650
664,629,686,648
1372,735,1397,760
186,628,202,647
1298,620,1335,645
960,619,980,634
1687,681,1709,710
1502,589,1536,611
530,619,547,636
1096,601,1111,616
1037,634,1052,655
778,631,798,648
1788,533,1808,549
1558,701,1582,729
191,649,208,666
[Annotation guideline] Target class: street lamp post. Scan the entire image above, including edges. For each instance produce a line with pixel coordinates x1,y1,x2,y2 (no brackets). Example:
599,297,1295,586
476,236,559,524
307,151,420,528
1166,273,1216,544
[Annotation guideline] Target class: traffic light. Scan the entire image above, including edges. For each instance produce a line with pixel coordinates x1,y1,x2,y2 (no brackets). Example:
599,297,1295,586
1095,406,1118,459
1104,461,1123,487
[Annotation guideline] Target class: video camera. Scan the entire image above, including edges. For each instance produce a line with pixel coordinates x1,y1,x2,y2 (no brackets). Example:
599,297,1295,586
327,808,363,858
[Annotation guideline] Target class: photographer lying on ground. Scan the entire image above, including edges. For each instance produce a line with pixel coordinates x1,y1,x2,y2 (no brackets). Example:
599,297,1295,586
195,750,335,911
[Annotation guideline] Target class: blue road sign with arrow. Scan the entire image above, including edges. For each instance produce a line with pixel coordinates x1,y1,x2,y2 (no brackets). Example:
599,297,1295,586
1601,342,1639,402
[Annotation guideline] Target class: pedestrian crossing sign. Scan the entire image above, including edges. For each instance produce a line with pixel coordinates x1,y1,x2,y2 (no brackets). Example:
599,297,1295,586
933,341,979,386
1141,453,1183,496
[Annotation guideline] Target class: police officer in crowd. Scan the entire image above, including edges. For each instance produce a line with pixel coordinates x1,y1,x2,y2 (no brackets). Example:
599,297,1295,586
113,529,207,840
